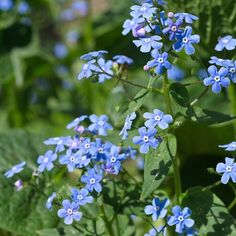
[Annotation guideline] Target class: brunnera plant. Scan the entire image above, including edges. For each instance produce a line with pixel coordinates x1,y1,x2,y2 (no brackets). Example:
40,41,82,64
3,0,236,235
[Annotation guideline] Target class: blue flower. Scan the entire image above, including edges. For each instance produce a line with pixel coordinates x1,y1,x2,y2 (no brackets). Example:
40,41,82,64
77,60,99,80
122,18,144,35
54,43,68,59
79,138,95,154
133,36,163,53
80,50,108,61
225,61,236,83
71,1,88,16
143,109,173,129
96,58,113,83
60,9,75,21
144,226,167,236
65,136,81,150
173,26,200,55
4,161,26,178
167,206,195,234
88,114,113,136
44,136,69,153
133,127,159,154
59,149,81,172
0,0,13,11
14,179,23,191
215,35,236,51
71,188,93,205
203,65,230,93
163,18,183,41
144,198,169,221
66,115,88,129
46,192,57,210
81,168,103,192
147,50,171,74
174,13,198,24
216,157,236,184
91,138,112,160
130,3,156,19
167,65,185,81
113,55,134,65
119,112,136,140
37,150,57,172
209,56,232,67
219,141,236,151
66,30,79,43
57,199,82,225
18,1,30,14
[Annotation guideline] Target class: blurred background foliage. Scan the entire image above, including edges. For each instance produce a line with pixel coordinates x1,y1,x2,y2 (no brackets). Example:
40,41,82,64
0,0,236,235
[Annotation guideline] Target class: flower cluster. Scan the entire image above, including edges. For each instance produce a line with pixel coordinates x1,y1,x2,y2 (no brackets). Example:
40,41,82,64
78,50,133,83
132,109,173,153
0,0,30,14
144,197,196,235
202,35,236,93
122,1,200,75
216,141,236,184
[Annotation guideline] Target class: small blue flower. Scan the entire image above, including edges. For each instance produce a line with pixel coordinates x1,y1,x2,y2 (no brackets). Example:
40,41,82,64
91,138,112,160
133,36,163,53
130,3,156,19
216,157,236,184
0,0,13,11
143,109,173,129
44,136,69,153
46,192,57,210
57,199,82,225
144,198,169,221
219,141,236,151
18,1,30,14
203,65,230,93
80,50,108,61
71,0,88,16
59,149,81,172
60,9,75,21
122,18,144,35
4,161,26,178
66,115,88,129
163,18,183,41
96,58,113,83
14,179,23,191
113,55,134,65
79,138,95,154
37,150,57,172
173,26,200,55
167,206,195,234
147,50,171,74
71,188,93,205
54,43,68,59
144,226,167,236
77,60,99,80
81,168,103,192
88,114,113,136
174,13,198,24
66,30,79,43
133,127,159,154
119,112,136,140
225,61,236,83
215,35,236,51
167,65,185,81
209,56,232,67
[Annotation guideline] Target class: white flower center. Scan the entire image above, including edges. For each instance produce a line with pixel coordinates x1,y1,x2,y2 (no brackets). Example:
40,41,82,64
98,148,103,153
157,58,164,63
183,37,188,43
98,120,104,126
67,208,73,215
70,156,75,162
226,165,232,172
230,68,236,73
140,6,147,12
90,178,96,184
77,195,83,200
44,157,49,163
143,136,149,142
111,157,116,162
144,38,151,43
155,115,161,121
178,216,184,222
85,143,90,149
171,25,177,32
214,76,220,82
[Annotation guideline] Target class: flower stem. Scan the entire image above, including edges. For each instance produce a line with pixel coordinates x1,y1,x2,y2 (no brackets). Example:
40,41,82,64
100,205,114,236
202,181,221,191
190,87,209,106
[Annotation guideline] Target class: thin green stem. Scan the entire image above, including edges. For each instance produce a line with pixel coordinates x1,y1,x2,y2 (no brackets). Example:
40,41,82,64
190,87,209,106
202,181,221,191
228,198,236,210
100,205,114,236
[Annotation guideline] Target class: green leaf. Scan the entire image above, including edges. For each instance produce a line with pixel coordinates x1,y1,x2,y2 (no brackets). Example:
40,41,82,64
141,134,177,199
112,214,135,236
0,130,59,236
182,186,236,236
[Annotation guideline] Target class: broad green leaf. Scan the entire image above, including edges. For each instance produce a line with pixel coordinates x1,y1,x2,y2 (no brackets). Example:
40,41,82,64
141,134,177,199
112,214,135,236
182,186,236,236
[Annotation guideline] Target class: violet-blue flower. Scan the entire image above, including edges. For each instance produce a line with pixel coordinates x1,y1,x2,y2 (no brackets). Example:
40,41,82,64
143,109,173,129
216,157,236,184
122,18,144,36
209,56,232,67
91,138,112,160
77,60,99,80
88,114,113,136
79,138,95,154
37,150,57,172
4,161,26,178
130,3,156,19
46,192,57,210
57,199,82,225
167,65,185,81
133,36,163,53
81,168,103,192
59,149,81,172
144,198,169,221
0,0,13,11
163,18,183,41
203,65,230,93
44,136,69,153
66,115,88,129
174,13,198,24
215,35,236,51
113,55,134,65
225,61,236,83
133,127,159,154
54,43,68,59
167,206,195,234
71,188,93,206
96,58,113,83
173,26,200,55
80,50,108,61
119,112,136,140
219,141,236,151
147,50,171,74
